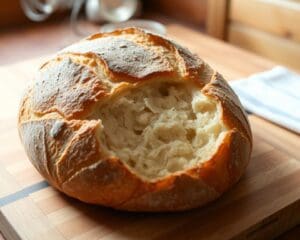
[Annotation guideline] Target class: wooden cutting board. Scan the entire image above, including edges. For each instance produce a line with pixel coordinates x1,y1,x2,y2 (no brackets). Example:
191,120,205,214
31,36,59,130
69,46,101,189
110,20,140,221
0,24,299,240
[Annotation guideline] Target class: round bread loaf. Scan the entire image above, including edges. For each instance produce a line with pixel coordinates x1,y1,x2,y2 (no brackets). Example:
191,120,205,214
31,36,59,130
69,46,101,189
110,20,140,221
18,28,252,211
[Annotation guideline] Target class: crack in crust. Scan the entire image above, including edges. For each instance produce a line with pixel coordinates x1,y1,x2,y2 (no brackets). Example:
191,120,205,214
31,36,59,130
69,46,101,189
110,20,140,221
18,27,252,211
63,37,174,80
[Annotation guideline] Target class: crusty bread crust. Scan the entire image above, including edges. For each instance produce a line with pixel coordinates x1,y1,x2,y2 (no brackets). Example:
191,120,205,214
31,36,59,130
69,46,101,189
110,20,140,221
18,28,252,211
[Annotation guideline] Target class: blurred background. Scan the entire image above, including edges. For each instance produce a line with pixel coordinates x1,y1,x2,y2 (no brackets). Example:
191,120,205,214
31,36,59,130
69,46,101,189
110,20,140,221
0,0,299,69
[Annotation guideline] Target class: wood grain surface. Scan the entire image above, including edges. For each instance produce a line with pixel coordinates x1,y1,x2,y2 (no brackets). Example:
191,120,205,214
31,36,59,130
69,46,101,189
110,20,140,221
228,0,300,71
144,0,207,26
0,23,299,240
228,22,300,71
206,0,228,39
230,0,300,43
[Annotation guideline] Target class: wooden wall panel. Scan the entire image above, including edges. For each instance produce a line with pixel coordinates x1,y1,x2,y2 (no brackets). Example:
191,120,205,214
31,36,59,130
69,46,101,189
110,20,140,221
230,0,300,43
143,0,207,26
206,0,228,39
228,22,300,71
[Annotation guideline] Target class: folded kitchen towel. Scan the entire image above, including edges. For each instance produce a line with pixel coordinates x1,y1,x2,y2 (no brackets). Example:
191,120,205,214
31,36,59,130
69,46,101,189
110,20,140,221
230,66,300,134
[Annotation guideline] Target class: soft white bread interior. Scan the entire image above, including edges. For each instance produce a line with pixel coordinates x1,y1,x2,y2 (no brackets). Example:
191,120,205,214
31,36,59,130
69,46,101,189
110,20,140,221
93,81,226,180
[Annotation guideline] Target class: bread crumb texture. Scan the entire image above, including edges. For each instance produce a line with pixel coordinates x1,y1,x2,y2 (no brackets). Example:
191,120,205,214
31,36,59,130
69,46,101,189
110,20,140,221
92,81,226,180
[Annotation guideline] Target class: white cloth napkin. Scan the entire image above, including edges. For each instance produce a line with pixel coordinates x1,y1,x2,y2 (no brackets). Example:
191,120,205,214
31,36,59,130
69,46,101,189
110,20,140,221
230,66,300,134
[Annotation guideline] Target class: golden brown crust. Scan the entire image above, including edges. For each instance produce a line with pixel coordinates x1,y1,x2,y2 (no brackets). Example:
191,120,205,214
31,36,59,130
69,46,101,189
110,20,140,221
62,37,174,81
32,58,108,119
62,157,142,207
18,27,252,212
118,173,219,212
202,71,252,141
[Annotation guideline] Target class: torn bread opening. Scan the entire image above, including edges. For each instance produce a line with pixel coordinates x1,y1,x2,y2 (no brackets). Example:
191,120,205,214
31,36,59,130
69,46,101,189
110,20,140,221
92,81,228,180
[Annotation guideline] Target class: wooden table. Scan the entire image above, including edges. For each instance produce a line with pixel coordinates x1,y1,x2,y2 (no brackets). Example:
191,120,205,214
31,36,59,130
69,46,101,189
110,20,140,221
0,22,299,240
